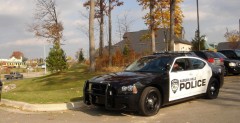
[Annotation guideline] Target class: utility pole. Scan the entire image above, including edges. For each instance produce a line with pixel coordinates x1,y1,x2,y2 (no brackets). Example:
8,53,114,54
169,0,176,51
43,43,47,74
197,0,200,51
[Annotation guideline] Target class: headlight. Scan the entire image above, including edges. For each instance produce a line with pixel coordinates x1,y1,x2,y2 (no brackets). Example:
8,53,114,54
229,62,236,67
120,84,138,94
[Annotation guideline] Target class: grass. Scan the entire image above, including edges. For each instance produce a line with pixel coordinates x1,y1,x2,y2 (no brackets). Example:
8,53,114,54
2,64,105,104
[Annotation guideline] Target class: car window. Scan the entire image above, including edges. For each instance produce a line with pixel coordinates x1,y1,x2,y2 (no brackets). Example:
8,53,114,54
216,52,227,59
125,56,172,73
189,58,206,69
235,50,240,57
193,52,207,59
171,58,190,72
205,52,219,58
223,51,236,58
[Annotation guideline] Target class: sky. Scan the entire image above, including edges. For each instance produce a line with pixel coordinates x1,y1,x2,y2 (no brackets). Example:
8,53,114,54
0,0,239,59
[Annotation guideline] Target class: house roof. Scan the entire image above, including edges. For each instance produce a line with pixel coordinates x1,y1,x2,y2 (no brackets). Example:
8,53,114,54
217,42,240,50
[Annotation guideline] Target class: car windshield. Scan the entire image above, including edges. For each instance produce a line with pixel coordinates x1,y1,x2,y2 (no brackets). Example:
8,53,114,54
235,50,240,57
125,56,172,73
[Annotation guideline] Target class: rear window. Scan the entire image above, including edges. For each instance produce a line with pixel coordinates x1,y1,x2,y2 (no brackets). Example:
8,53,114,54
205,52,220,58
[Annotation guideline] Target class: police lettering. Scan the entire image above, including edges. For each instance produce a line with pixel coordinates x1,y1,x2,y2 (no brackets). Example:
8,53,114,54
180,79,206,91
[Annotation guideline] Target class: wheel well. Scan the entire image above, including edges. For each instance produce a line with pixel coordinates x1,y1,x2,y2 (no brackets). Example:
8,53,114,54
147,84,164,105
210,77,220,88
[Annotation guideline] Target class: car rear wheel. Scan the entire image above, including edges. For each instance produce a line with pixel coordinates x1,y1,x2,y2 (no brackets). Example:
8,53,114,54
139,87,161,116
206,78,219,99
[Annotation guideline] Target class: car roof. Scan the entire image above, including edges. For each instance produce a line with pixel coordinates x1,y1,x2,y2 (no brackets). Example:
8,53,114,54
153,51,196,57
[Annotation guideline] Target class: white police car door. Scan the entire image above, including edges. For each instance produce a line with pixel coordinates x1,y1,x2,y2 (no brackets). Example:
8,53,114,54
169,57,212,101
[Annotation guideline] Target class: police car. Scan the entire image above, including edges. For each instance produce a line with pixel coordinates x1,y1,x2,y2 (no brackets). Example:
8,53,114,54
83,52,224,116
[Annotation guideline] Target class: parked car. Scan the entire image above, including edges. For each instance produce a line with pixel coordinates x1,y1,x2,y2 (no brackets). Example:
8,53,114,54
218,49,240,60
215,52,240,75
191,51,225,74
83,52,224,116
4,72,23,80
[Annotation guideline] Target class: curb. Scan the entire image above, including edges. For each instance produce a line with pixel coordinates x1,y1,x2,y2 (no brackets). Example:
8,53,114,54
0,99,84,112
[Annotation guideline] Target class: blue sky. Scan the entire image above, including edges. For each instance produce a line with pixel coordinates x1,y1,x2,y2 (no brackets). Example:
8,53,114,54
0,0,239,59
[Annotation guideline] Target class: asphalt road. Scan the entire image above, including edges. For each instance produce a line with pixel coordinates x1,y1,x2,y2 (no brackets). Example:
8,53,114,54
0,75,239,123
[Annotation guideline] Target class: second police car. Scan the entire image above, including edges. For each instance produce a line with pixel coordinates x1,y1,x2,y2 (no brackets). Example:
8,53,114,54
83,52,224,116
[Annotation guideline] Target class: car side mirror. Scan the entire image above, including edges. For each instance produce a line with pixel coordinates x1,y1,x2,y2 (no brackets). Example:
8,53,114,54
166,63,171,71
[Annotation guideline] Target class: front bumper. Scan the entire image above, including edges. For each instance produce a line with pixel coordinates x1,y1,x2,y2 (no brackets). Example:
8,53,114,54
227,66,240,74
83,81,140,111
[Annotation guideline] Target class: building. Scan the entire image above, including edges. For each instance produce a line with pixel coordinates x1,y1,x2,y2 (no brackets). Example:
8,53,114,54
0,57,26,68
111,29,192,54
217,42,240,50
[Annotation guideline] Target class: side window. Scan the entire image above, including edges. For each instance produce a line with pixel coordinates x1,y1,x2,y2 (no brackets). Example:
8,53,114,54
171,58,190,72
224,51,236,58
190,58,206,69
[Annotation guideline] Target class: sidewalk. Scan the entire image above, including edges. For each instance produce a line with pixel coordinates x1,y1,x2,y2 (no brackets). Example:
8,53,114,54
0,99,84,111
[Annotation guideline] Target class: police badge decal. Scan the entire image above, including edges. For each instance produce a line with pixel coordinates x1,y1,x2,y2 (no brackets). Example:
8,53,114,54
171,79,179,93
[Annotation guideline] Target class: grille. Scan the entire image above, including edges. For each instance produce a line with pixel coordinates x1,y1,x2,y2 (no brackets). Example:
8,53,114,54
90,83,107,96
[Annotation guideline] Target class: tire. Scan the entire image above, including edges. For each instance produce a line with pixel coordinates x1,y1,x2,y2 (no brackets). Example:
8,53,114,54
206,78,219,99
139,87,161,116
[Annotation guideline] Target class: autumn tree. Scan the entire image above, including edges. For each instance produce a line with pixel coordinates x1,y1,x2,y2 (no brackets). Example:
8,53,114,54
138,0,184,51
30,0,67,72
224,29,240,49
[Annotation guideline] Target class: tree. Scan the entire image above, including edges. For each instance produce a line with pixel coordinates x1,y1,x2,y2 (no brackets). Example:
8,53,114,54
89,0,96,72
84,0,107,57
224,29,240,49
137,0,184,51
30,0,63,49
116,12,136,41
29,0,67,72
106,0,123,66
46,45,68,72
122,44,130,56
76,49,85,63
191,34,206,51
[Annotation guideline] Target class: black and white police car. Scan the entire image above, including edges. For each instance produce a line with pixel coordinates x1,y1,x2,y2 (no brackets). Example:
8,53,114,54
83,52,224,116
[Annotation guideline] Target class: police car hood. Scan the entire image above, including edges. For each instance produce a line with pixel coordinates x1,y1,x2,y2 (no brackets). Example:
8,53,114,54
88,72,157,84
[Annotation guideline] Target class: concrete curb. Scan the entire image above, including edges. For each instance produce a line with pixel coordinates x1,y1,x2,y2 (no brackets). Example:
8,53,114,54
0,99,84,112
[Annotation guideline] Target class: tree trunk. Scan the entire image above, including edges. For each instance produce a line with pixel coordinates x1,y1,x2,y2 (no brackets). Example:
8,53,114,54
169,0,176,51
99,0,104,57
150,0,156,53
108,0,112,67
89,0,95,72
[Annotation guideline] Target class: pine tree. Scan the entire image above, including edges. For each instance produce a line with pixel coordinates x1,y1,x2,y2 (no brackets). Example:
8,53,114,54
46,46,68,72
78,49,85,63
191,34,206,51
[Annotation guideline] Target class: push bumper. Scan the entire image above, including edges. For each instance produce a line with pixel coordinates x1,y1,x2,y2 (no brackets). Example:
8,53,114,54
83,81,139,111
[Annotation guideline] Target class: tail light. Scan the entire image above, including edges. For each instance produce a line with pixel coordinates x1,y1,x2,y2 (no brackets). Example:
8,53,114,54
208,58,214,63
220,58,224,62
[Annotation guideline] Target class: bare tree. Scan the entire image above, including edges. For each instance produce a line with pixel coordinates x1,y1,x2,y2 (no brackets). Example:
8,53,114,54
89,0,96,72
30,0,63,49
116,11,137,41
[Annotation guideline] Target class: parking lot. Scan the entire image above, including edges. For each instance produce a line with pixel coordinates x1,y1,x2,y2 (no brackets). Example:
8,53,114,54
0,75,239,123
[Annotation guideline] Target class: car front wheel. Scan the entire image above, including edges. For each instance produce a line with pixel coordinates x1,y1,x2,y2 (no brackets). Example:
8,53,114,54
139,87,161,116
206,78,219,99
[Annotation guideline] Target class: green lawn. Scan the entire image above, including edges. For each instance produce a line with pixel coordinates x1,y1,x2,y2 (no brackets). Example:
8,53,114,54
2,64,104,104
